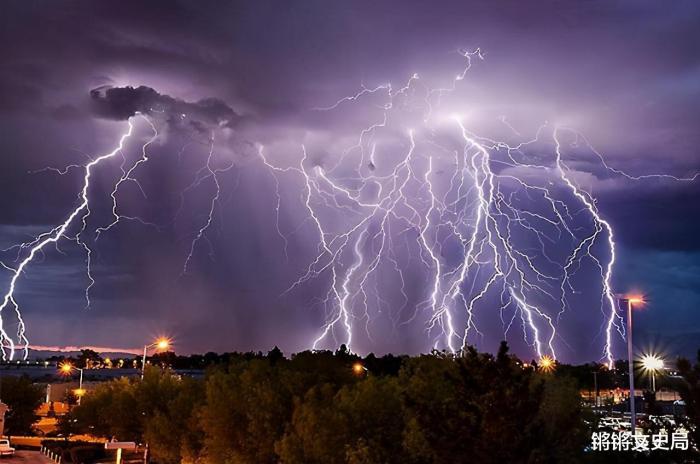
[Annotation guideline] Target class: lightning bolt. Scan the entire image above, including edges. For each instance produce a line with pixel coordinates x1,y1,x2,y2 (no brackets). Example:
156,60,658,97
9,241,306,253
0,109,246,360
551,130,620,366
266,49,696,364
277,51,564,357
0,119,137,360
2,50,696,365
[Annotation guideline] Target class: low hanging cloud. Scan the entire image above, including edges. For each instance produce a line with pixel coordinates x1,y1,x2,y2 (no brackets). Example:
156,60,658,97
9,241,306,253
89,85,240,130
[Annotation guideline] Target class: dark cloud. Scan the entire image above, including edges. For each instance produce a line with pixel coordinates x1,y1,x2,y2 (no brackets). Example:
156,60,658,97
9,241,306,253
600,181,700,251
0,80,43,113
50,104,85,121
89,85,240,130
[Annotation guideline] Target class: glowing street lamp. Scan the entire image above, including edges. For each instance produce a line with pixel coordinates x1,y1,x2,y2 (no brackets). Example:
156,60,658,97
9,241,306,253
640,354,664,393
59,362,84,405
352,362,368,376
538,355,556,373
141,337,170,379
622,295,644,434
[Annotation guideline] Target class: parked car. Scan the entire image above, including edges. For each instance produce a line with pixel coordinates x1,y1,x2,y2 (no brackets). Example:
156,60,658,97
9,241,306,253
598,417,632,431
0,439,15,457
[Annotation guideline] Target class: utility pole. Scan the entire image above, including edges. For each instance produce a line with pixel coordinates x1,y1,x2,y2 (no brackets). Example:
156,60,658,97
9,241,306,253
626,298,636,434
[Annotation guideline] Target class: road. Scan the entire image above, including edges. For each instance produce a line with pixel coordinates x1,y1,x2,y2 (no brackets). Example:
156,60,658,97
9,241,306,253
2,451,52,463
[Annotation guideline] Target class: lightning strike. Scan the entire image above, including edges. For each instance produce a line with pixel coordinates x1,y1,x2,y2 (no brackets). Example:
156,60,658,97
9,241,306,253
1,48,696,365
0,120,137,360
268,49,696,363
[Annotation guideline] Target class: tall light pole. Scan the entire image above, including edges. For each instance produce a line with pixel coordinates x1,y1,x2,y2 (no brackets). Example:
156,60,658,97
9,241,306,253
142,338,170,379
624,296,643,434
60,363,85,405
593,370,598,408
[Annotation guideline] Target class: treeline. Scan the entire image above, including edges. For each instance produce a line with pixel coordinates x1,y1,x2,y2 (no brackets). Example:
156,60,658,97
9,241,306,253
61,343,700,464
47,349,281,371
50,347,656,394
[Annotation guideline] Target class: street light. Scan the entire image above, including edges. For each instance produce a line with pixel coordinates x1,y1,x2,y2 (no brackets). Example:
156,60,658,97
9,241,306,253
640,354,664,393
352,362,368,376
622,295,644,434
59,362,84,405
538,355,556,373
142,338,170,379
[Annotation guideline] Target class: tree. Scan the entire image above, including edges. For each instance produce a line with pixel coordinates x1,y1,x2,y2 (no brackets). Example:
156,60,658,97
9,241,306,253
533,375,588,463
275,383,346,464
677,351,700,451
71,377,141,440
59,344,666,463
200,359,294,463
0,375,44,435
77,349,103,369
67,367,205,463
268,346,284,365
142,374,204,464
276,377,405,464
150,351,178,369
400,351,472,463
399,342,585,464
63,390,79,407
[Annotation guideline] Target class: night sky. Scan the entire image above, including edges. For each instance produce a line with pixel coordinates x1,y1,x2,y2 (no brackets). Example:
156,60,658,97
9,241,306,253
1,1,699,363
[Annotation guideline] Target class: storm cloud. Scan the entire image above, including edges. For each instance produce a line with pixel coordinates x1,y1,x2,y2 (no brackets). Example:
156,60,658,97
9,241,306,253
90,85,240,131
0,1,698,362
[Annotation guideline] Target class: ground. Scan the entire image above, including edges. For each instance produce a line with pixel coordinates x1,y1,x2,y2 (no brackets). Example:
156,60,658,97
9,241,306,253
0,451,52,463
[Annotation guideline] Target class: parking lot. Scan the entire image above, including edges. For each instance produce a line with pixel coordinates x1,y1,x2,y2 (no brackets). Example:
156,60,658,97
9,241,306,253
0,451,52,463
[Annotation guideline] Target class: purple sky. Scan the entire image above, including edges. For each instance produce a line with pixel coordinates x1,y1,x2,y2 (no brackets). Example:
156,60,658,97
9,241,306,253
0,1,699,363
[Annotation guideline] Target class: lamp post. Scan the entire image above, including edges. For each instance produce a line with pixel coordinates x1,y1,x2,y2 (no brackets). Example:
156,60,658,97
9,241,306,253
141,338,170,379
59,363,84,405
624,296,644,434
593,370,599,408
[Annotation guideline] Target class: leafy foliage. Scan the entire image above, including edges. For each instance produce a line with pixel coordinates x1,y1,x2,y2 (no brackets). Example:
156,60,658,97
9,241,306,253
677,350,700,450
0,375,44,435
70,369,203,463
64,343,699,463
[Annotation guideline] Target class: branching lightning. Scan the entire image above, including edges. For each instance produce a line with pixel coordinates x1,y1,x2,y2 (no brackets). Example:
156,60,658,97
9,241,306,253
262,49,697,365
1,49,696,365
0,112,231,360
0,120,137,360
